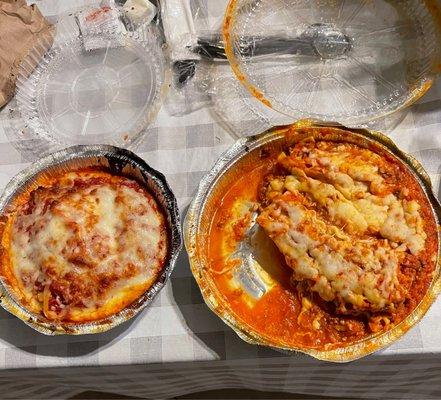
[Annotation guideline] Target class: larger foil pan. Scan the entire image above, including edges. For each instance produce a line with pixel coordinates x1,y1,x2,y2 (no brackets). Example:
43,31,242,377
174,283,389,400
0,145,182,335
184,121,441,362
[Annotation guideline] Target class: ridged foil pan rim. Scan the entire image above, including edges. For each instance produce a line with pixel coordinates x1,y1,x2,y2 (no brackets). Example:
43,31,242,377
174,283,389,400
0,145,182,335
184,120,441,362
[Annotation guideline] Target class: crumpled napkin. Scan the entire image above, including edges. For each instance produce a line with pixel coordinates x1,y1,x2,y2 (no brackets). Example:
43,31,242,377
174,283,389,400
0,0,52,108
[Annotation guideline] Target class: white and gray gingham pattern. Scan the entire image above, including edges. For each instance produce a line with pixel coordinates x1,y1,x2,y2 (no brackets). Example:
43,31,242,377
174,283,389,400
0,1,441,399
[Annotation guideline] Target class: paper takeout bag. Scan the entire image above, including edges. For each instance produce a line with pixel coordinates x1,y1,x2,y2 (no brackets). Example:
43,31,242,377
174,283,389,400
0,0,52,108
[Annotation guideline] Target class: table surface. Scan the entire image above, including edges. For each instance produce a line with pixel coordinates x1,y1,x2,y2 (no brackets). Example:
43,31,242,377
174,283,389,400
0,0,441,371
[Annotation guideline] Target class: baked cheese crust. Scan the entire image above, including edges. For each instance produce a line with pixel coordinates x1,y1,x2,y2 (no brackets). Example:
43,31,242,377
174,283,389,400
0,169,168,323
258,140,432,319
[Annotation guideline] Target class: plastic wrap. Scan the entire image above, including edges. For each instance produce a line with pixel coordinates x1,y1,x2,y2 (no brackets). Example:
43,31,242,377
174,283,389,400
163,0,218,115
161,0,198,62
162,0,292,128
75,1,126,51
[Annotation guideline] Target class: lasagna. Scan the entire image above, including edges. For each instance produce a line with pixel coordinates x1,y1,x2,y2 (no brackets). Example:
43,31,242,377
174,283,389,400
258,140,435,331
207,130,438,350
0,169,168,323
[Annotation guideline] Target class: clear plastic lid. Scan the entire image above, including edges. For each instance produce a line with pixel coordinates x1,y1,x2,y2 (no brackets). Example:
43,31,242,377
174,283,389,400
16,6,170,148
224,0,441,125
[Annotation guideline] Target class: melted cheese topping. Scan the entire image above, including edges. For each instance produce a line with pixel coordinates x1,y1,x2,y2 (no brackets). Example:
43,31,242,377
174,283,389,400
1,170,167,322
258,141,427,314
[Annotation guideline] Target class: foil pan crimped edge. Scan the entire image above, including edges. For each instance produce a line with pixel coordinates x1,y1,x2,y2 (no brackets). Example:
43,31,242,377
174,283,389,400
0,145,182,335
184,120,441,362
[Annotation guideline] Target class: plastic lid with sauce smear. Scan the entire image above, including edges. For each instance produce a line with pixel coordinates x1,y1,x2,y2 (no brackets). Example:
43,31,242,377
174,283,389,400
223,0,441,125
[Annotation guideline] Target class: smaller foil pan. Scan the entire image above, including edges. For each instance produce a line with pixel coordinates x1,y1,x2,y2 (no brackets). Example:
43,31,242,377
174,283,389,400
184,120,441,362
0,145,182,335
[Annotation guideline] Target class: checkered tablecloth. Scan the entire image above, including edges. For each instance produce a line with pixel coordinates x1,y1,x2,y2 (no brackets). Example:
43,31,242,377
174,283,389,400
0,1,441,399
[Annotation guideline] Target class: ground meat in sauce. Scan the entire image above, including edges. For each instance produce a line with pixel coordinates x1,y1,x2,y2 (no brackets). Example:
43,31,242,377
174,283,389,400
258,139,437,342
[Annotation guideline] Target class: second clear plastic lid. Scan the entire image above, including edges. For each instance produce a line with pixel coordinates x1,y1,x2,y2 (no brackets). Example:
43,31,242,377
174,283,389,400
16,7,169,148
224,0,441,125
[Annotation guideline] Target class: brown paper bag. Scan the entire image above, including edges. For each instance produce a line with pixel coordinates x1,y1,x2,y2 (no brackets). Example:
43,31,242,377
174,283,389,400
0,0,52,108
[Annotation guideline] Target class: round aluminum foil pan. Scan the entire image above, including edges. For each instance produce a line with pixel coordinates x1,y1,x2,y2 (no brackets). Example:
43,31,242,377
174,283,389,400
184,121,441,362
0,145,182,335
